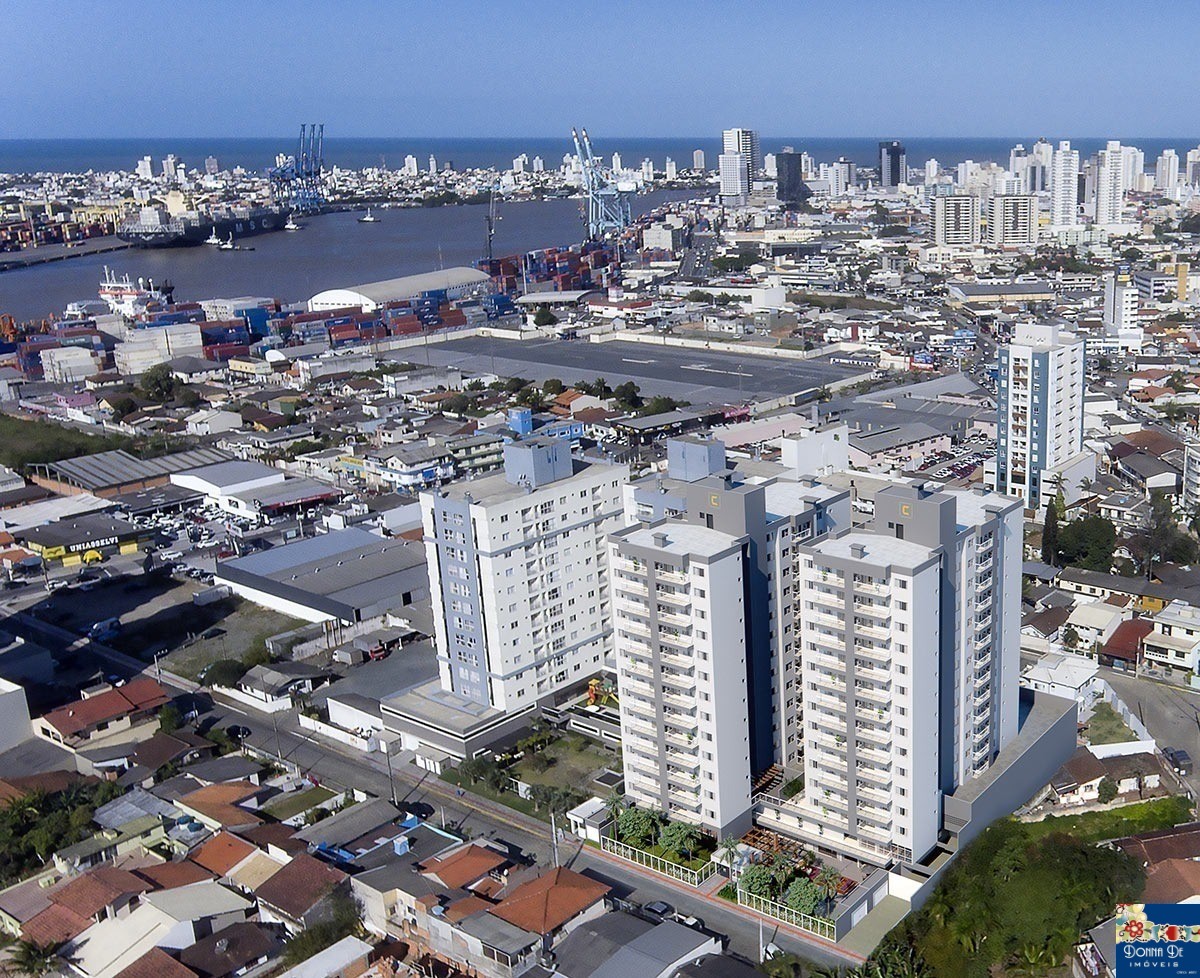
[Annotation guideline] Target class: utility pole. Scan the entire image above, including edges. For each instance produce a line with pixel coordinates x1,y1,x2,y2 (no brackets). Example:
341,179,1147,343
550,811,560,868
384,744,397,806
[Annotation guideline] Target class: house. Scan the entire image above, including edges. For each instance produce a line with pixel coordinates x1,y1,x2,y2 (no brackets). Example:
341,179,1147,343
113,947,198,978
1114,822,1200,866
522,915,722,978
276,936,374,978
175,782,266,832
1065,601,1126,653
22,866,153,948
34,678,170,750
1101,618,1153,670
224,662,329,714
487,866,610,945
1142,600,1200,677
1100,752,1162,797
186,410,243,438
178,921,279,978
1020,652,1100,708
253,853,348,933
1050,747,1107,806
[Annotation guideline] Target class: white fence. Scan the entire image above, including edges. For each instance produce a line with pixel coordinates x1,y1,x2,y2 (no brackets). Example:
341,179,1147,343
736,887,836,941
1095,680,1155,743
599,834,719,887
298,713,376,753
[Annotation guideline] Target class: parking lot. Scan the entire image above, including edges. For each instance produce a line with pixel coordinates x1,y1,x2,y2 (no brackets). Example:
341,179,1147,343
918,433,995,481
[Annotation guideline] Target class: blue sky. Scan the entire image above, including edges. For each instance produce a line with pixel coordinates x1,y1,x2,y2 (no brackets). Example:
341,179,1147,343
9,0,1200,138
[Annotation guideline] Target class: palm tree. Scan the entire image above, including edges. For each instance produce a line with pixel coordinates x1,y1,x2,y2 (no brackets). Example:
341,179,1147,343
8,940,62,977
603,790,625,828
769,851,793,892
816,865,843,912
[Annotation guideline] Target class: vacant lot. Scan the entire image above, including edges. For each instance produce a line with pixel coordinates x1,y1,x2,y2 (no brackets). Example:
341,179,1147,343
509,734,616,789
264,786,336,821
0,413,135,470
161,601,307,681
1084,701,1136,745
1021,796,1192,843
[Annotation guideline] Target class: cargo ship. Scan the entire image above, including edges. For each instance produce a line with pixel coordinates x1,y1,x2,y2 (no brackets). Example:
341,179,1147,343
118,204,290,248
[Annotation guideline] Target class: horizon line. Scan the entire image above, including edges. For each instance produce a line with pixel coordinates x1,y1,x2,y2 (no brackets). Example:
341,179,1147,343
4,133,1200,142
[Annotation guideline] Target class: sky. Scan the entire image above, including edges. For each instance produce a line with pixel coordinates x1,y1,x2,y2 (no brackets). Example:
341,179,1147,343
8,0,1200,139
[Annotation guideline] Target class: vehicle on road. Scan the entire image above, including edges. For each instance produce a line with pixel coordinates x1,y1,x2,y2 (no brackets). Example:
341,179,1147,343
643,901,674,920
89,617,121,638
227,725,252,741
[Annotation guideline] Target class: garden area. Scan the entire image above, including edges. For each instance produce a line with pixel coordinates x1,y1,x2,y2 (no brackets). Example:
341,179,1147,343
1021,795,1192,844
1082,701,1136,746
718,849,844,921
442,728,616,821
607,802,716,872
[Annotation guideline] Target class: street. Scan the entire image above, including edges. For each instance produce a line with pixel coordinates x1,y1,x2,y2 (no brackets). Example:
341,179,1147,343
1102,666,1200,798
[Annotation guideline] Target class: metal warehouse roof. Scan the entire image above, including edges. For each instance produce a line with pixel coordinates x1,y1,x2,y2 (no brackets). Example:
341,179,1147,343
310,267,490,307
39,448,232,491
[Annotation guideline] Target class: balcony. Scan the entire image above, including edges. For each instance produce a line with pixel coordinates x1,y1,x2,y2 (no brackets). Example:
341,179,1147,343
656,587,691,608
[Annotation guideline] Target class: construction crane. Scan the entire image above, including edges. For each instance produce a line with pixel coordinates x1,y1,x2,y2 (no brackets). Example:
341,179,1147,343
571,128,633,240
269,123,326,214
484,183,501,264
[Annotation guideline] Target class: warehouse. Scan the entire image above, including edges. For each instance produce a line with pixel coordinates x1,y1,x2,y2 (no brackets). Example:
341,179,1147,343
30,447,232,498
171,460,341,524
20,512,152,565
214,527,428,623
308,267,491,313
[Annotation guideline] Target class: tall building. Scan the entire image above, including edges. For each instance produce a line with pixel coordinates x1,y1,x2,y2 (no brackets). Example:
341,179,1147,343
641,158,654,182
1120,144,1144,191
763,153,777,179
878,140,906,188
204,155,220,176
718,153,750,204
1028,138,1053,192
1093,141,1126,227
512,154,528,174
1187,147,1200,184
987,195,1039,246
792,483,1022,863
994,322,1085,510
532,155,544,173
428,155,438,175
161,154,180,180
1103,270,1143,352
612,437,849,835
421,439,628,713
403,155,418,176
692,149,705,171
611,152,622,172
1156,149,1180,192
924,159,940,185
931,194,981,247
722,128,762,187
1050,141,1080,227
775,152,810,207
665,157,677,181
135,156,154,180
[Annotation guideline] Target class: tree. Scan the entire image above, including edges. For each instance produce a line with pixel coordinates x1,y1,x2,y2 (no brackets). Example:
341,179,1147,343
533,305,558,327
8,940,62,977
138,363,179,403
503,376,529,394
1098,777,1118,804
783,875,822,915
1041,501,1059,566
158,704,182,734
718,836,742,878
441,393,471,414
737,863,776,899
1130,491,1195,578
201,658,247,688
603,791,625,828
542,378,565,396
616,805,660,848
658,820,700,861
1062,624,1080,651
816,865,843,909
514,386,545,408
612,381,642,409
1057,515,1117,572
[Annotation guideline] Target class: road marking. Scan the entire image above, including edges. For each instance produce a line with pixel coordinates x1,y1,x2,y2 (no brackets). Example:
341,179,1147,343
681,364,754,378
621,357,656,364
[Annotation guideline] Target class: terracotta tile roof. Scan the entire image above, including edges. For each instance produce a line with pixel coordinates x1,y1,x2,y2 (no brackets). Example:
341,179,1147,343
114,948,198,978
179,922,277,978
189,832,257,875
444,895,494,923
178,782,262,828
419,844,507,890
253,853,346,920
21,902,92,946
1144,858,1200,904
1057,746,1107,788
1115,822,1200,866
235,822,305,854
40,679,169,738
133,860,214,889
0,770,97,805
488,867,609,935
49,866,151,919
1104,619,1154,662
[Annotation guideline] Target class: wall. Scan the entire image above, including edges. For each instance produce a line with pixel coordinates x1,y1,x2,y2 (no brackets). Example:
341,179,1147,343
0,682,30,754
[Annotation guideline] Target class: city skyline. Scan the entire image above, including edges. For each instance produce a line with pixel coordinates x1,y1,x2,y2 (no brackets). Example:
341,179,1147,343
9,0,1200,138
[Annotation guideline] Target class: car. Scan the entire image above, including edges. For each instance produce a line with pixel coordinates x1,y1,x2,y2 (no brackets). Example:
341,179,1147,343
643,901,674,920
1174,749,1194,775
227,725,252,741
90,617,121,637
46,580,68,592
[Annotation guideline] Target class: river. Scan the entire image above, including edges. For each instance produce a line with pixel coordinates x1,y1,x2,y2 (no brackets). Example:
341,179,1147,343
0,191,690,321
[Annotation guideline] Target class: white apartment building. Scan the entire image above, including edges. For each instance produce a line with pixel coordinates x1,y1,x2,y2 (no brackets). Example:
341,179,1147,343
1093,141,1126,228
931,194,981,247
1103,271,1143,352
987,194,1038,246
994,322,1085,510
1050,141,1080,228
421,439,628,713
1142,601,1200,677
1156,149,1180,193
719,153,750,204
722,127,762,177
610,522,754,836
787,484,1022,864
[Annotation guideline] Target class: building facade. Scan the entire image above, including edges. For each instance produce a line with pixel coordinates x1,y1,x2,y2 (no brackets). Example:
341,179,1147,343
987,194,1038,246
931,194,981,247
878,141,906,189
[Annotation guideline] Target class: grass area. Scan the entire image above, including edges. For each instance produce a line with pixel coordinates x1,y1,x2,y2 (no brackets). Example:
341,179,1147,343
1020,795,1193,844
0,413,143,470
633,841,715,872
787,291,900,311
440,768,545,822
508,734,614,788
161,600,306,680
264,786,336,821
1084,701,1137,745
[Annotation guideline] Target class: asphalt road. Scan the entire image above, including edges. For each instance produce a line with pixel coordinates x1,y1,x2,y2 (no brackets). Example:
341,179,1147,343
1102,666,1200,799
395,335,857,404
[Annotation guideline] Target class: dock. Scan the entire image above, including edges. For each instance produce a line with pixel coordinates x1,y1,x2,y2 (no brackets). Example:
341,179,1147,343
0,235,131,272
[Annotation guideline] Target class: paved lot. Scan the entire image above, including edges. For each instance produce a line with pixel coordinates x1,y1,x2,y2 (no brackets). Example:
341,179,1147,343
1102,666,1200,799
393,336,858,404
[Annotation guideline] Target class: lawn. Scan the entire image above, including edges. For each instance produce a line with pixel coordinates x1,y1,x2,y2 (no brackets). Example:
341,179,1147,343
508,734,614,789
160,601,307,680
440,768,544,822
1084,701,1136,745
264,786,335,821
1020,795,1193,844
0,413,136,470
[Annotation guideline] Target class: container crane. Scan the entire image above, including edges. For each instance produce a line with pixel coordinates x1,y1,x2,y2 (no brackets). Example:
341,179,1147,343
571,128,633,240
269,123,326,214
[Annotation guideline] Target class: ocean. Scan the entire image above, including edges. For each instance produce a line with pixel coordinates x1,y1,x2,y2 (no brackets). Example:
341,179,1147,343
3,136,1199,174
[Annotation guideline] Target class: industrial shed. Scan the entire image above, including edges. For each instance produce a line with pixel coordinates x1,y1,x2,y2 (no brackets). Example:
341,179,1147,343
214,527,428,623
307,267,491,313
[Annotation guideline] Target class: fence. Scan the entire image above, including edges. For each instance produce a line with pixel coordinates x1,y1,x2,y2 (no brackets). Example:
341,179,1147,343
599,834,719,887
736,887,836,941
1095,680,1155,743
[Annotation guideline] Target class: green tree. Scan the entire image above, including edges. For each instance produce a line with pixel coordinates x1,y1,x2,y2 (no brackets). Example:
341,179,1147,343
1057,515,1117,572
201,658,247,688
1130,491,1195,578
612,381,642,409
783,875,822,915
503,376,529,394
816,865,843,909
1098,777,1118,804
533,305,559,327
138,363,179,402
158,703,182,734
514,386,545,408
1062,625,1080,651
1041,501,1059,566
658,820,700,861
737,863,776,899
542,378,565,396
8,940,62,977
616,805,661,848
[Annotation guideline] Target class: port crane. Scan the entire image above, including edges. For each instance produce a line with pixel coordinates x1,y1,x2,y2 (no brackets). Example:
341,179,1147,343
571,128,633,240
269,123,326,214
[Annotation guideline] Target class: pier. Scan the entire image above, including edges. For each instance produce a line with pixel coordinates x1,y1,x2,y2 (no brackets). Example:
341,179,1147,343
0,235,131,272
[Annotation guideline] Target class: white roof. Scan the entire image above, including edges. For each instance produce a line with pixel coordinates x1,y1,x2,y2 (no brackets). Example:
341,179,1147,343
1067,601,1125,629
141,879,253,921
63,904,175,978
309,267,489,309
1023,651,1098,691
277,936,374,978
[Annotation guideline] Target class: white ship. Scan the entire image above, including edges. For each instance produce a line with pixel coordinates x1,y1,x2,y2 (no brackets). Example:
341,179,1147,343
98,266,171,318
